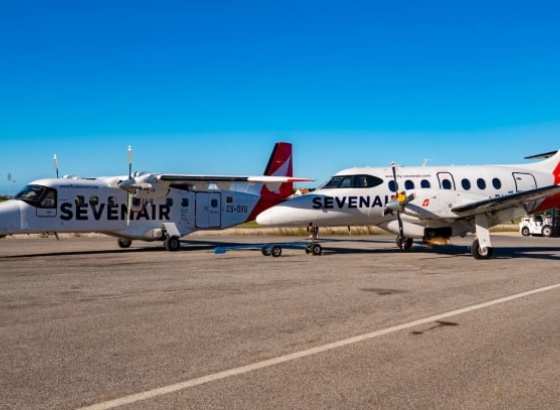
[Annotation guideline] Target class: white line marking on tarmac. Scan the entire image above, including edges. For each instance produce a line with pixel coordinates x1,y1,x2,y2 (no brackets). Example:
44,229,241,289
77,282,560,410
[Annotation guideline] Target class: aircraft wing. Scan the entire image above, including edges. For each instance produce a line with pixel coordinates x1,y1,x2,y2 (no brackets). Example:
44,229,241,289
158,174,313,190
451,184,560,216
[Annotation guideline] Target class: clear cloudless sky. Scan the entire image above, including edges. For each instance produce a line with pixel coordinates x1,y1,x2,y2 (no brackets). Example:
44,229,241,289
1,0,560,194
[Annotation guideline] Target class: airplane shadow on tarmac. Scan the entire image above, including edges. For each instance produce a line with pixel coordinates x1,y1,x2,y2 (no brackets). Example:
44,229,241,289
318,242,560,261
3,237,560,261
0,238,249,259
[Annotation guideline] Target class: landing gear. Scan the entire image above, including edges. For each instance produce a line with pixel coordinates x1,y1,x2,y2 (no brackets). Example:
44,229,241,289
471,239,493,260
271,245,282,257
164,236,181,252
396,235,413,250
117,239,132,248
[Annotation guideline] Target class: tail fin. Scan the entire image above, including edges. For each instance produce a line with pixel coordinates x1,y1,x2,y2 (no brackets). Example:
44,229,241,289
262,142,294,198
246,142,296,221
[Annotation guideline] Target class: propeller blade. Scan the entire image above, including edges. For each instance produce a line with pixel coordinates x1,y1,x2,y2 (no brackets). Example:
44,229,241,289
127,191,132,226
127,145,133,179
53,154,59,178
391,162,404,241
126,145,133,226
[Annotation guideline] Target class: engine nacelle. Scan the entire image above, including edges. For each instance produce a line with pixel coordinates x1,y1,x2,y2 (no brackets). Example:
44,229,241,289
118,173,170,199
132,173,169,199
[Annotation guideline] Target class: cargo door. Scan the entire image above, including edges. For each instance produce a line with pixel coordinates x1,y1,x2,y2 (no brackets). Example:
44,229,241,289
195,193,221,228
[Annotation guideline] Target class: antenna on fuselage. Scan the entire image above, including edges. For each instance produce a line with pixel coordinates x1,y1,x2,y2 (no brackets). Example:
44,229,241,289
53,154,59,178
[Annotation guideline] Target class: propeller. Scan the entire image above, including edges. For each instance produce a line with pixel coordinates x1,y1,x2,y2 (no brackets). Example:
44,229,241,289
127,146,134,226
53,154,59,178
385,162,415,249
391,162,405,244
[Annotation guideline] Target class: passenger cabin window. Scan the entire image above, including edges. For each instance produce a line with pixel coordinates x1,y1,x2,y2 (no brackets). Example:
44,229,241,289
477,178,486,190
492,178,502,189
89,196,99,205
404,180,415,190
441,179,452,190
108,196,118,205
388,180,397,192
421,180,431,189
211,199,219,207
323,174,383,189
461,179,471,190
75,195,85,206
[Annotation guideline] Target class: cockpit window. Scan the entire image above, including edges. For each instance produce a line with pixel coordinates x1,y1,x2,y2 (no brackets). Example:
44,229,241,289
40,190,56,208
322,174,383,189
15,185,57,208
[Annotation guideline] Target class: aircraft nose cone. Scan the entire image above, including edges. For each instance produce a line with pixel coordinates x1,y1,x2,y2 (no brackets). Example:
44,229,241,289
0,200,21,235
256,208,274,226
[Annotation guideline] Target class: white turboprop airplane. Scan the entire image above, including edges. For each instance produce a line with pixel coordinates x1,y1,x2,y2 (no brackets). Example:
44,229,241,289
257,149,560,259
0,142,311,251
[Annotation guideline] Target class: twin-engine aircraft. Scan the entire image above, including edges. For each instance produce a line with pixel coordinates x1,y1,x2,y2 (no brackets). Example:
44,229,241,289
257,149,560,259
0,142,310,251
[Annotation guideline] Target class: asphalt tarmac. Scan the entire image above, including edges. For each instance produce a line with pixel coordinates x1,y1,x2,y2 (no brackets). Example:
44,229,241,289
1,234,560,410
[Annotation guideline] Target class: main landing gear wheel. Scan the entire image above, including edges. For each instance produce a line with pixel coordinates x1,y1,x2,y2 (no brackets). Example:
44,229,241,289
396,236,413,250
271,246,282,257
471,239,493,260
117,239,132,248
261,247,272,256
164,236,181,252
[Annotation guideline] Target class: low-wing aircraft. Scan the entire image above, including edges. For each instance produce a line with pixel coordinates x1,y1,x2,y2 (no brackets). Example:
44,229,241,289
256,149,560,259
0,142,311,251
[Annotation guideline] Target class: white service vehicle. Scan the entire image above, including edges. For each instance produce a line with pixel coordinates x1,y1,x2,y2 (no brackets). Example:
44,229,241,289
519,215,553,237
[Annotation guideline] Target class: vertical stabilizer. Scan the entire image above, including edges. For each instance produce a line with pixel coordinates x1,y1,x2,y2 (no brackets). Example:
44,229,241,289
247,142,296,220
262,142,294,198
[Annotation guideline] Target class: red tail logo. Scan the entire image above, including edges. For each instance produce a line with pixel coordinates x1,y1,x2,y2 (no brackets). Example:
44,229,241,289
247,142,295,220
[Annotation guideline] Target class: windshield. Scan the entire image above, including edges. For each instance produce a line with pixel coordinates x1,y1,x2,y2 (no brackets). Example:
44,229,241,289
15,185,57,208
321,174,383,189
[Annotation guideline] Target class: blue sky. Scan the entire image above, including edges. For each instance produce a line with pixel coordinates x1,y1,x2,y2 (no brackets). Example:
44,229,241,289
1,0,560,194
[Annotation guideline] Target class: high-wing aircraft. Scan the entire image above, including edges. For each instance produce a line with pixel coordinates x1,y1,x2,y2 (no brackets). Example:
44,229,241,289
257,149,560,259
0,142,311,251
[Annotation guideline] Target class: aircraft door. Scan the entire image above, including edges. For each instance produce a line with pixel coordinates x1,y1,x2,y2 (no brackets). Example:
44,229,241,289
512,173,537,192
437,172,456,190
195,193,221,228
513,172,538,213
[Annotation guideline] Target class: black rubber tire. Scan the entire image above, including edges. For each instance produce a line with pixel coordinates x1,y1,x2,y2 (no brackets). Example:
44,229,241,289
117,239,132,248
542,225,552,237
165,236,181,252
471,239,493,260
261,247,271,256
521,227,530,237
311,243,322,256
271,246,282,257
396,236,412,250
